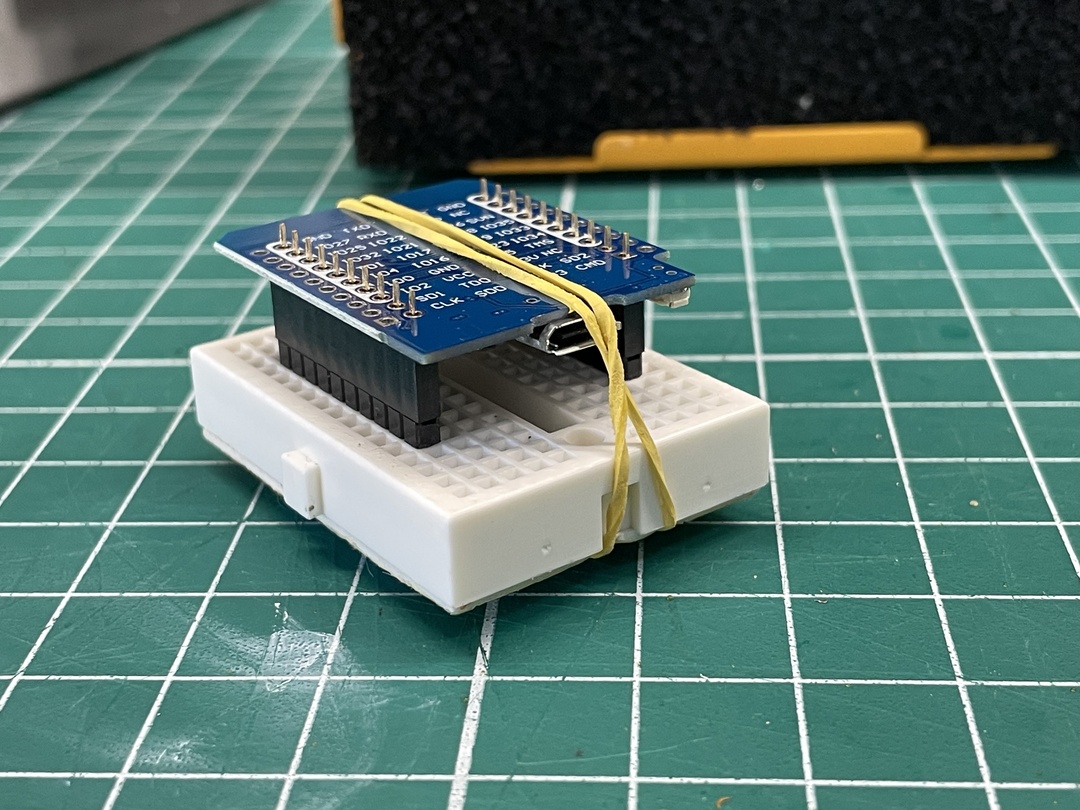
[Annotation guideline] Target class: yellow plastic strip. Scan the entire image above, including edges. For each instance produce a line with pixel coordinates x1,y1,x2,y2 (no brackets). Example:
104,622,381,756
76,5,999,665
920,143,1057,162
330,0,345,44
337,194,677,553
468,123,1057,175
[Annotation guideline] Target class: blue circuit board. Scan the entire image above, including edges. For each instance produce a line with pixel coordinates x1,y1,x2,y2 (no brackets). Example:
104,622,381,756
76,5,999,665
215,179,694,364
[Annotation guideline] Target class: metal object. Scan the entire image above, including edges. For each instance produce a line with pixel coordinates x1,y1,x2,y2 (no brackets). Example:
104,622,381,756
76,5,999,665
0,0,265,109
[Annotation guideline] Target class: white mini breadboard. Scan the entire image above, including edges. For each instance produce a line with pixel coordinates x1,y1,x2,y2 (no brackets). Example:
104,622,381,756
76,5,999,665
190,328,770,614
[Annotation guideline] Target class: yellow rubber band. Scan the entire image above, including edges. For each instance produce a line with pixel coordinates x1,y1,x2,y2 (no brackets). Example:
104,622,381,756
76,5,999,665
337,194,677,553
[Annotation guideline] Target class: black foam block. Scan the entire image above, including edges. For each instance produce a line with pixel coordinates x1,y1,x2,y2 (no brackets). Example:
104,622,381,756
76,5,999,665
341,0,1080,170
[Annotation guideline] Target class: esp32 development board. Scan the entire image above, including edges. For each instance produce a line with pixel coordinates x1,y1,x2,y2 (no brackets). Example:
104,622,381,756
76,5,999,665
191,180,769,613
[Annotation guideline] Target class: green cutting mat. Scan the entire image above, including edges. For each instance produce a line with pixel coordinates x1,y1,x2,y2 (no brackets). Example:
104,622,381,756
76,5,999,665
1,2,1079,809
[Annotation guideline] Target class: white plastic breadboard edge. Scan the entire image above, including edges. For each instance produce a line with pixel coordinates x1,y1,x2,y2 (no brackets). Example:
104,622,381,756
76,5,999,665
190,327,770,614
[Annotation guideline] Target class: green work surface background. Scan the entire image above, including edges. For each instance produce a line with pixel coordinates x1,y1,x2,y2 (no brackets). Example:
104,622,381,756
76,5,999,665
1,2,1079,809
